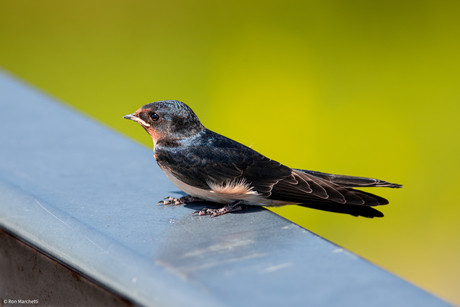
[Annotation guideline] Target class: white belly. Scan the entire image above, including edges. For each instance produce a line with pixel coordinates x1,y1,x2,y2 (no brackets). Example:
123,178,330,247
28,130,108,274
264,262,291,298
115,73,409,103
161,167,291,206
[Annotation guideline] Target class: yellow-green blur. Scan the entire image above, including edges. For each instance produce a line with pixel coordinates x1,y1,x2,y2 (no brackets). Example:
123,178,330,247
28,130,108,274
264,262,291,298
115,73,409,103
1,1,459,304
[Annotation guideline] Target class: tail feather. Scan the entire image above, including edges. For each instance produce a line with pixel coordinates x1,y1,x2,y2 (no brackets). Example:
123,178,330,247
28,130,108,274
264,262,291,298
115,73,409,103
296,169,403,189
298,203,384,218
350,189,389,206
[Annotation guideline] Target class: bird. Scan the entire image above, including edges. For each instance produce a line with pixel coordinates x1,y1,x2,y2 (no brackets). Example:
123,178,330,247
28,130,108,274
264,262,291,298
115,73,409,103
123,100,402,218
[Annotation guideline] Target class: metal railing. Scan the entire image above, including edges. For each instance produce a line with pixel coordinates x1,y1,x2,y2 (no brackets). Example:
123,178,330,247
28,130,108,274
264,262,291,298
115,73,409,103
0,70,451,307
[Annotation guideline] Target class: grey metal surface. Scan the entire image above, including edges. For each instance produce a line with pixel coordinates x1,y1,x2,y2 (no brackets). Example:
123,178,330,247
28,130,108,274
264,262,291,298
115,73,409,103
0,70,451,307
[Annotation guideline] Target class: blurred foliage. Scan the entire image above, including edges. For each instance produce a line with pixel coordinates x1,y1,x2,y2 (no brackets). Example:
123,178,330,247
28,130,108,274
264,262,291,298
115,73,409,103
1,0,459,304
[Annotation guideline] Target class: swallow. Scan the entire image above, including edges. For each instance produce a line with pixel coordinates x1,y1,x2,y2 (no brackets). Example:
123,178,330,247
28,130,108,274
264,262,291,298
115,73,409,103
124,100,402,218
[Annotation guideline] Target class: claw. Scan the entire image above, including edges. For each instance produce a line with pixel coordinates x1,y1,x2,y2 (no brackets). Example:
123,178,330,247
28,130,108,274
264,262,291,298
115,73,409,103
191,208,214,216
192,202,244,217
159,195,206,207
158,196,182,206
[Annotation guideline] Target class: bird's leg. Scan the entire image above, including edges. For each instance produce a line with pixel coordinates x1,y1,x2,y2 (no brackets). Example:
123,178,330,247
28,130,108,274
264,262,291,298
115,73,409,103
157,195,205,206
193,200,244,217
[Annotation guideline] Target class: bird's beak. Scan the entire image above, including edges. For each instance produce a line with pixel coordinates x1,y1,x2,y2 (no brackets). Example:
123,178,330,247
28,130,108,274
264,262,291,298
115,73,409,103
123,113,151,127
123,113,137,121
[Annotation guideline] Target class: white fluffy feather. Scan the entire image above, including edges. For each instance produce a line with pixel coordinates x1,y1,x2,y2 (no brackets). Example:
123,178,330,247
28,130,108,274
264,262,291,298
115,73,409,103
161,167,290,206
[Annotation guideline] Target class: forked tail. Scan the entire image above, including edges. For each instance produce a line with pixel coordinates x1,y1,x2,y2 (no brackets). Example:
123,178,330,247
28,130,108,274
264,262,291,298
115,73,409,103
295,169,403,189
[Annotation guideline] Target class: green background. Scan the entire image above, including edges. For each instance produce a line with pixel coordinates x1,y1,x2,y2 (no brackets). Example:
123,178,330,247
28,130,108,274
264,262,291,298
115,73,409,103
1,1,459,304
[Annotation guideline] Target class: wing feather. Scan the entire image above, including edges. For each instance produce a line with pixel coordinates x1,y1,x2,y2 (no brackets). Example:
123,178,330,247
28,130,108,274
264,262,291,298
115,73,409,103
155,129,392,207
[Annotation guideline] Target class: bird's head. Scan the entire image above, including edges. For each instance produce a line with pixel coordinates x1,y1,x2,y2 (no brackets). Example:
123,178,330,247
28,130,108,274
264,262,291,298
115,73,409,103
123,100,204,144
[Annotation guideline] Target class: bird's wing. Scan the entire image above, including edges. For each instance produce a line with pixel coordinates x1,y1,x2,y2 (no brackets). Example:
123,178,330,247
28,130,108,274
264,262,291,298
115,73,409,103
154,132,292,194
269,169,389,206
296,169,402,188
155,129,389,206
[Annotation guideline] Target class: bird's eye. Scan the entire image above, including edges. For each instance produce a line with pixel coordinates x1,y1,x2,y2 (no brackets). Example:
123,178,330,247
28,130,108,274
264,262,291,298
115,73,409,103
150,113,159,121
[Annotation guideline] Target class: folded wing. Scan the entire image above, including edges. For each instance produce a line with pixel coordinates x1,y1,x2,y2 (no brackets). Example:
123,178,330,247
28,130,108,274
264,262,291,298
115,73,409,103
156,129,400,208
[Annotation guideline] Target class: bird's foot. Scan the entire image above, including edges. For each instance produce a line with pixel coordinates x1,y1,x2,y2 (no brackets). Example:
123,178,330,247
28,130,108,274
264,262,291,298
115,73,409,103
157,195,205,206
193,201,244,217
